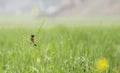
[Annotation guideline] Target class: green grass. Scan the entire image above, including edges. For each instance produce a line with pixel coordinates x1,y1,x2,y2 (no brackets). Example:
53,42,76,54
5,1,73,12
0,25,120,73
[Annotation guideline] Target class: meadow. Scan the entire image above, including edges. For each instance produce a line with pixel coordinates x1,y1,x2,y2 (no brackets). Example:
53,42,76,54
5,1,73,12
0,16,120,73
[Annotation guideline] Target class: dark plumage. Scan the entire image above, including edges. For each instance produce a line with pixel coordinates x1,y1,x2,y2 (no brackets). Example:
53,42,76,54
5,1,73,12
31,35,37,46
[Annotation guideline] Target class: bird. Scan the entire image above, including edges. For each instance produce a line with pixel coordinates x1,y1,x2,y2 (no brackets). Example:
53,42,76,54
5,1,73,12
30,35,37,46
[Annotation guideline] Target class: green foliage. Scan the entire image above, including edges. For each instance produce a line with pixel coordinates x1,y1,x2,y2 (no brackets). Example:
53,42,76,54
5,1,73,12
0,26,119,73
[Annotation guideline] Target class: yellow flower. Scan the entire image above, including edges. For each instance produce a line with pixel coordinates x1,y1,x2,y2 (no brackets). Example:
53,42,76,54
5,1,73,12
33,7,38,15
96,58,109,71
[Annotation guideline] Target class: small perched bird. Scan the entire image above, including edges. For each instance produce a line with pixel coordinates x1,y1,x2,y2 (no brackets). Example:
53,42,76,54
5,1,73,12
31,35,37,46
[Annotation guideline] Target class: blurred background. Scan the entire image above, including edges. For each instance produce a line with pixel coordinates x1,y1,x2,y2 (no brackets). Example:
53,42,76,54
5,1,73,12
0,0,120,26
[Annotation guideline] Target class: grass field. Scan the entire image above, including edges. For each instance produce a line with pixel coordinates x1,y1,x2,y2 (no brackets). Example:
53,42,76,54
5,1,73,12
0,25,120,73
